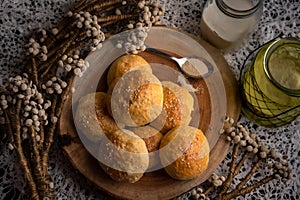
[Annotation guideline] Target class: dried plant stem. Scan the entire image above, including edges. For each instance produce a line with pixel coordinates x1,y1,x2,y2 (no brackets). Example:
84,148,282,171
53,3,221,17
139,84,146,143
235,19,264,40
98,14,134,23
14,100,39,200
39,125,45,146
24,62,34,77
203,185,214,196
68,38,91,55
56,75,74,116
64,31,93,55
46,20,73,48
234,151,249,176
40,33,79,79
30,127,41,167
41,6,79,48
218,144,240,195
39,78,74,198
100,14,137,27
39,175,54,199
236,159,262,190
73,0,90,10
40,76,74,175
78,0,123,13
41,95,57,174
40,30,83,66
45,34,70,60
90,3,117,15
31,58,39,85
29,126,45,197
222,175,274,200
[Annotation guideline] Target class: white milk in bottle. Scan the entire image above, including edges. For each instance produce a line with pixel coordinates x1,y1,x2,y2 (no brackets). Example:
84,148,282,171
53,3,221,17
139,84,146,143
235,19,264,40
200,0,263,52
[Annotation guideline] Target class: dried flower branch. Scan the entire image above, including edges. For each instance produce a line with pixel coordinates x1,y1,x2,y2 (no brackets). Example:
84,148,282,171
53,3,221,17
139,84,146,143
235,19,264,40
0,0,165,199
189,117,292,200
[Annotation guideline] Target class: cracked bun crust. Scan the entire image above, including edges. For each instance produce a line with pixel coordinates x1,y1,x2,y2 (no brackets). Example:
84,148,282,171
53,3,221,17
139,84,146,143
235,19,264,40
159,125,209,180
152,81,194,134
107,54,152,86
108,70,163,127
74,92,121,141
129,126,163,169
98,129,149,183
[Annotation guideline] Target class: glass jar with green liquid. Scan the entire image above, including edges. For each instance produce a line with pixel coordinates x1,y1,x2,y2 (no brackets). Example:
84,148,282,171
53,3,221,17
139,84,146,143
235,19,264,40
240,37,300,128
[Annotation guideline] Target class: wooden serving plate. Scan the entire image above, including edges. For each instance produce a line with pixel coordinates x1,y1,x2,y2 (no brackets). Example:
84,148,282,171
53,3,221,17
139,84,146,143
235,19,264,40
59,27,241,199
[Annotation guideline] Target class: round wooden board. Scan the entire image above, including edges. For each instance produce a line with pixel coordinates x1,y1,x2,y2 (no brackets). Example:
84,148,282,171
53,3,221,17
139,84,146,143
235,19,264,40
59,27,241,200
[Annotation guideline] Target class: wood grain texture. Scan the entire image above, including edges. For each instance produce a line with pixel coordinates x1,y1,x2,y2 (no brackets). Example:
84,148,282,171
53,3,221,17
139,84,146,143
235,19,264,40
59,27,241,200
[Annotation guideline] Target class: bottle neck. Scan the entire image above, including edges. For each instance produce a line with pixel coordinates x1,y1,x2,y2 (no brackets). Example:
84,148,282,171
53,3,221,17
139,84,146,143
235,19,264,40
216,0,263,18
264,38,300,97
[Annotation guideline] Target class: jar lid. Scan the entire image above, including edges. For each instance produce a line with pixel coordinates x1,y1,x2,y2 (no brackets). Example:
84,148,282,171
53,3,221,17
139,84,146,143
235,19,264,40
264,37,300,96
216,0,263,18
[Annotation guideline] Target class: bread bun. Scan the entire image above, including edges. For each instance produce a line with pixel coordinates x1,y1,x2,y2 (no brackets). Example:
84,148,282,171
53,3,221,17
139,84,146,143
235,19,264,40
107,54,152,86
152,81,194,134
98,129,149,183
74,92,121,141
129,126,163,169
108,70,163,127
159,125,209,180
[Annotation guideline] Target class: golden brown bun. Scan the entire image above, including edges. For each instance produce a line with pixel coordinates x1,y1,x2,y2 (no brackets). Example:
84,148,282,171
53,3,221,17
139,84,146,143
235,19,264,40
74,92,121,141
105,78,119,117
98,129,149,183
152,81,194,134
108,70,163,127
129,126,163,169
159,125,209,180
107,54,152,86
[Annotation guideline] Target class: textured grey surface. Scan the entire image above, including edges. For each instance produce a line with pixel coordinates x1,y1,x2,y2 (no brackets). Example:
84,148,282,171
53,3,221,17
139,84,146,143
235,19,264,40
0,0,299,199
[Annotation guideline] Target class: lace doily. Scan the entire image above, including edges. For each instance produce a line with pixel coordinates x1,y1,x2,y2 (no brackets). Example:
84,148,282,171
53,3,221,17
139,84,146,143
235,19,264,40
0,0,299,199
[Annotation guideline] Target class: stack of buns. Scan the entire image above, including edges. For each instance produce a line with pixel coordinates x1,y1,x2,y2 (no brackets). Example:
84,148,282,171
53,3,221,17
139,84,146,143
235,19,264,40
75,54,210,183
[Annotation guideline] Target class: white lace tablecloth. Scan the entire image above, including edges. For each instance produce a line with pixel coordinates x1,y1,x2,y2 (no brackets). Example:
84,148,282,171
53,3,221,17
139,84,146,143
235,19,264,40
0,0,299,199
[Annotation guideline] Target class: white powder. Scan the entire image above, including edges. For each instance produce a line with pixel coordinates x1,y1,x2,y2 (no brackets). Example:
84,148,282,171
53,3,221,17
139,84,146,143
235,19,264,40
177,75,198,93
182,58,209,77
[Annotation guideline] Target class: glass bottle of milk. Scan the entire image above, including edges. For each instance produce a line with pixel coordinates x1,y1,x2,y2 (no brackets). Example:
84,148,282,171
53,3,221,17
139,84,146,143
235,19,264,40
200,0,263,52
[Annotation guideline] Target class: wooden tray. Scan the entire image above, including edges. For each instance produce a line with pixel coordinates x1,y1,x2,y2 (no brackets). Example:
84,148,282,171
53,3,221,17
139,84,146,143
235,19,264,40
59,27,241,199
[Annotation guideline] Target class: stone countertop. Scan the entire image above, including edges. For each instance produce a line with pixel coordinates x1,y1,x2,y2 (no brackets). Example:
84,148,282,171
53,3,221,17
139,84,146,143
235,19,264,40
0,0,299,199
